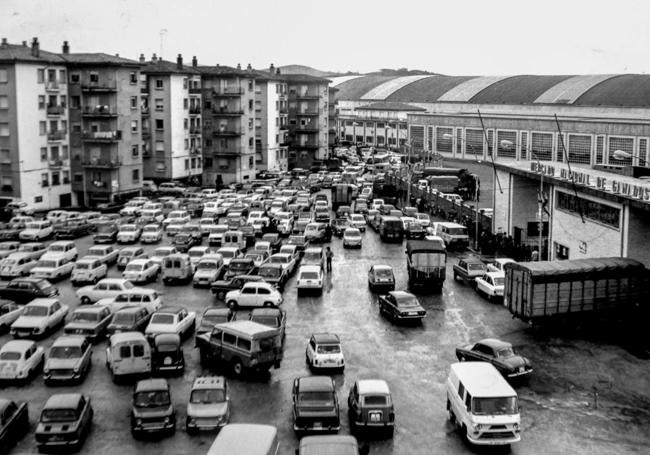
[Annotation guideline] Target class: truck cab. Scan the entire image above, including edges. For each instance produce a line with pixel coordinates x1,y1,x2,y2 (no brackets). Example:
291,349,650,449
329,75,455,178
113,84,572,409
405,240,446,291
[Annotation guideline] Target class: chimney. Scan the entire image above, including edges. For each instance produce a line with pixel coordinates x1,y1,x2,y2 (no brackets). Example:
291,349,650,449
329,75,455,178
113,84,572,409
139,53,145,63
62,41,69,54
276,68,281,75
192,56,197,68
269,63,275,74
115,53,119,57
22,41,27,47
0,38,7,49
177,54,183,70
31,37,39,57
246,63,252,71
236,63,241,70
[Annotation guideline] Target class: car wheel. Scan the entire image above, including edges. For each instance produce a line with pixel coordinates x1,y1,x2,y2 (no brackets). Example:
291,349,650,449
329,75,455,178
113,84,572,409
459,355,466,362
227,300,238,310
232,358,244,376
80,296,91,305
453,271,458,281
263,301,274,307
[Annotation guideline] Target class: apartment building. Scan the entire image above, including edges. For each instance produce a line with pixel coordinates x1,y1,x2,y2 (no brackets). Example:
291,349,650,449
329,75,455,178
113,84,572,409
285,74,331,169
62,44,143,206
140,54,202,184
198,63,256,186
328,86,339,151
254,65,288,172
0,38,74,210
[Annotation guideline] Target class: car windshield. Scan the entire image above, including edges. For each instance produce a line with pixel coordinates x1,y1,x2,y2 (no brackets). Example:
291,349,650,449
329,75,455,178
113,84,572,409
494,277,505,286
134,391,170,408
50,346,82,358
97,225,115,233
246,253,263,262
259,267,281,278
220,251,234,259
125,264,144,272
112,313,135,325
345,230,361,237
298,391,334,406
448,227,467,235
230,262,251,272
300,271,319,280
151,314,174,325
143,226,159,232
156,342,178,352
25,222,41,229
316,344,340,354
412,252,445,268
23,305,49,317
197,261,217,270
468,263,486,271
0,351,22,361
74,263,90,270
36,260,57,268
36,281,52,290
364,395,387,406
153,249,171,258
189,250,204,258
250,315,278,327
473,397,518,415
41,409,78,422
72,311,99,322
497,347,515,358
270,256,287,264
121,226,136,232
87,248,105,256
2,258,17,266
190,389,226,404
203,313,229,325
375,268,393,278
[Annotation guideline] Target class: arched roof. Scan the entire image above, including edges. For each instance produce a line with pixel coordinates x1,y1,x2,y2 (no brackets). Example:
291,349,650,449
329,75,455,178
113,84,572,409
329,75,364,87
436,76,511,102
387,76,475,103
534,75,615,104
360,75,431,101
468,75,574,104
573,74,650,108
334,75,395,101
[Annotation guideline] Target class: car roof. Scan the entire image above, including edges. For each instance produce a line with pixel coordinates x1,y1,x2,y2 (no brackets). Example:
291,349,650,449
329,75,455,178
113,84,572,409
156,306,184,315
128,258,149,264
120,247,142,253
0,339,35,352
52,335,87,347
484,271,505,279
312,333,340,344
250,308,282,317
135,378,169,393
115,306,145,314
26,298,59,307
207,424,278,454
357,379,391,395
192,376,226,391
450,362,516,397
372,264,393,271
476,338,512,350
298,376,334,392
299,265,321,273
153,333,180,344
494,258,515,264
388,291,415,300
44,393,83,410
204,308,231,316
214,320,279,338
73,305,107,314
110,331,147,343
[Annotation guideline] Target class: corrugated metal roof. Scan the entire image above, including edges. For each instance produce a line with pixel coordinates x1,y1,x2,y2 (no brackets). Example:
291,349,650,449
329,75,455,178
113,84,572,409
469,75,574,104
330,75,364,87
437,76,512,102
387,76,475,103
573,74,650,107
334,76,396,102
356,102,426,111
534,75,612,104
360,75,431,101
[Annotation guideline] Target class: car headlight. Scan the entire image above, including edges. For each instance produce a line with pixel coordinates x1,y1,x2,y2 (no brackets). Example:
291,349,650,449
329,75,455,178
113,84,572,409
163,417,170,424
73,366,80,373
43,368,50,374
136,418,142,425
472,423,483,431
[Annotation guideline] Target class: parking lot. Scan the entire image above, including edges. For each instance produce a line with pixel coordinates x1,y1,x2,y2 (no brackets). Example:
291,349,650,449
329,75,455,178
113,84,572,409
3,193,650,455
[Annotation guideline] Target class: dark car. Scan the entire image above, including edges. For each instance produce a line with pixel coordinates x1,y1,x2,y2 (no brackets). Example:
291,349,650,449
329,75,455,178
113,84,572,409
197,308,233,336
131,378,176,438
240,225,257,248
0,399,29,453
404,221,425,240
54,221,93,239
107,306,151,336
0,277,58,304
210,275,264,301
455,338,533,379
257,263,287,291
35,393,93,452
151,333,185,376
249,307,286,342
0,222,26,241
261,233,282,254
93,222,119,243
452,257,487,284
224,258,256,281
305,223,331,244
378,291,426,323
287,235,308,258
63,306,113,342
172,232,201,253
97,201,125,213
331,218,349,238
293,376,340,434
347,379,394,437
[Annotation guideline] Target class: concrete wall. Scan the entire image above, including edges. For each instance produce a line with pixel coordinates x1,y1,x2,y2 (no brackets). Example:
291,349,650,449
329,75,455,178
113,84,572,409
510,174,540,239
169,74,187,179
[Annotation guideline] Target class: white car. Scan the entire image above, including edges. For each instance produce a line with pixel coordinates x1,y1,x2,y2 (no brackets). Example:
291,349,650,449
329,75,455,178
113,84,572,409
296,265,324,295
348,214,366,231
0,242,20,260
17,242,47,261
217,247,242,267
0,340,45,383
487,258,516,273
70,257,108,285
42,240,78,262
268,253,297,275
163,210,191,228
95,289,162,314
343,228,363,248
475,272,505,301
86,245,119,266
199,217,217,235
208,225,229,247
116,224,142,244
305,333,345,371
10,298,69,338
76,278,137,305
400,216,416,230
188,246,212,267
140,224,163,243
29,255,74,281
225,282,283,310
150,246,178,267
415,213,431,228
19,220,53,241
192,255,225,287
0,253,38,278
145,306,196,338
245,251,269,269
0,301,23,331
122,258,160,284
371,198,385,210
279,244,300,261
444,193,464,205
7,201,35,216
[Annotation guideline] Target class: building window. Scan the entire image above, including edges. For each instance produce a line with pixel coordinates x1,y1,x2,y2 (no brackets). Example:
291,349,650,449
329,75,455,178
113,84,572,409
0,96,8,109
249,119,253,130
249,137,254,148
156,161,165,171
183,98,188,109
531,132,553,161
90,72,99,83
0,123,10,136
204,157,213,169
184,159,189,170
41,173,49,187
184,118,189,130
435,127,453,154
131,120,138,133
556,190,620,229
132,169,139,182
62,170,70,184
496,130,517,159
183,78,188,89
51,172,60,186
0,149,10,164
155,119,164,130
131,144,139,157
72,123,81,133
130,96,138,109
34,196,43,203
155,98,164,111
59,69,66,82
567,134,592,165
40,147,47,161
70,95,80,109
130,72,137,84
184,139,189,150
73,173,83,183
0,69,7,83
70,73,80,84
595,136,605,165
37,69,45,83
155,79,163,89
608,136,634,166
249,156,254,168
191,157,196,169
248,80,253,91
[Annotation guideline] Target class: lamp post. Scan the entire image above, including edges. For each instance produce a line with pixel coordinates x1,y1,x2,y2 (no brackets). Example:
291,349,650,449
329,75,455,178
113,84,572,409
611,149,649,166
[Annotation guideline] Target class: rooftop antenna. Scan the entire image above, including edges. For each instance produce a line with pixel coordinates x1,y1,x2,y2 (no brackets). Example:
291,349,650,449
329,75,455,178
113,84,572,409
159,28,168,59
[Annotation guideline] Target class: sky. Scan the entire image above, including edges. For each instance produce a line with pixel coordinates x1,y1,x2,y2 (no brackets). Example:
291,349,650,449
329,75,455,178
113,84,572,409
2,0,650,76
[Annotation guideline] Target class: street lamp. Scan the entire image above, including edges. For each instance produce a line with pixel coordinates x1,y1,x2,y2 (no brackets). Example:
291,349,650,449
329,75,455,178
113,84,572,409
611,149,648,166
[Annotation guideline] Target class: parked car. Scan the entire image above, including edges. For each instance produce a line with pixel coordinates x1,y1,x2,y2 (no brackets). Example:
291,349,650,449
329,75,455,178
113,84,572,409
192,254,225,288
257,263,287,291
10,298,68,339
378,291,427,323
17,242,47,261
64,305,113,341
248,307,286,341
130,378,176,438
455,338,533,379
35,393,93,452
185,376,231,433
487,258,516,273
122,258,160,284
93,222,119,243
161,253,193,284
0,301,23,332
43,335,93,385
0,253,38,279
0,339,44,384
117,246,147,270
0,242,23,260
305,333,345,372
347,379,395,436
71,257,108,286
172,232,201,253
210,275,265,301
0,220,32,241
151,333,185,376
29,254,74,281
19,220,53,241
305,222,331,243
145,306,196,339
296,265,324,296
117,224,142,244
106,306,151,336
0,277,58,304
197,308,233,336
140,224,164,244
150,246,177,267
225,282,283,310
0,398,29,453
293,376,341,434
453,257,487,284
216,246,242,267
367,265,395,292
43,240,78,262
105,332,152,382
244,250,269,269
224,258,257,281
286,235,308,257
404,221,425,240
54,220,93,239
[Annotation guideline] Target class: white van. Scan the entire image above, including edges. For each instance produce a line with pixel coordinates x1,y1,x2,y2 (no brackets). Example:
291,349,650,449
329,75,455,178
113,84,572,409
446,362,521,446
206,424,279,455
105,332,151,381
431,222,469,250
222,230,246,250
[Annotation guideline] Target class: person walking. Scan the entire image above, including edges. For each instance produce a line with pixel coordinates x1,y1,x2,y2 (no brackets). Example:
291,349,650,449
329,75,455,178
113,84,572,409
325,246,333,272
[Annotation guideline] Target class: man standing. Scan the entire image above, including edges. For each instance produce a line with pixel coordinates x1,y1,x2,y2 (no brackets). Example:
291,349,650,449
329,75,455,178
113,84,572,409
325,246,333,272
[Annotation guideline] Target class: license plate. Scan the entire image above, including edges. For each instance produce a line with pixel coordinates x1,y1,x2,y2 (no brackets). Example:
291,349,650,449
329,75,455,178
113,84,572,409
408,312,418,316
164,357,172,366
519,366,524,372
313,422,322,429
370,412,381,422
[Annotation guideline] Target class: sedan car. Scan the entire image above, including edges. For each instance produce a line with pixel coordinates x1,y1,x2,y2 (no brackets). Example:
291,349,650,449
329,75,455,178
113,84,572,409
257,263,287,290
86,244,119,266
10,298,68,339
210,275,264,301
0,340,44,384
116,247,147,270
140,224,164,244
378,291,426,323
122,258,160,284
76,278,137,305
475,272,505,301
0,398,29,452
63,306,113,342
92,222,119,243
19,220,53,241
224,258,256,281
196,308,232,336
293,376,340,434
348,214,366,232
35,393,93,452
0,241,20,259
0,277,59,304
455,338,533,379
106,306,151,336
347,379,395,436
17,242,47,261
305,332,345,372
268,253,297,275
145,306,196,340
0,301,23,332
225,282,283,310
54,220,93,239
0,253,37,279
150,246,178,267
117,224,143,244
367,265,396,293
172,232,201,253
342,228,362,248
185,376,231,433
43,335,93,385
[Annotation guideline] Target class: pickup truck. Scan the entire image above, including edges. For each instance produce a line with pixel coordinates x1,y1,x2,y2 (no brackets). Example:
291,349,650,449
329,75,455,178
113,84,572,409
452,257,486,284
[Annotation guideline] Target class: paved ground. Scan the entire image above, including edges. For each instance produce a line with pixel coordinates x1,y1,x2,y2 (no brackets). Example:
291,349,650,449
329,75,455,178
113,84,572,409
4,195,650,455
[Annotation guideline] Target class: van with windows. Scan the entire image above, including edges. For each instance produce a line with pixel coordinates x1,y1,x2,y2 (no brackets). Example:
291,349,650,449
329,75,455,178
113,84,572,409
446,362,521,446
206,424,279,455
431,222,469,250
105,332,152,382
162,253,193,284
378,216,404,242
222,230,246,251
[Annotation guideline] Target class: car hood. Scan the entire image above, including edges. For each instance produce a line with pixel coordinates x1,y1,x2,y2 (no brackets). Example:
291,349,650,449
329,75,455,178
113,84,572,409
195,270,217,278
133,405,173,419
473,414,520,425
65,321,99,330
46,358,81,370
12,316,47,329
187,402,228,418
145,323,178,334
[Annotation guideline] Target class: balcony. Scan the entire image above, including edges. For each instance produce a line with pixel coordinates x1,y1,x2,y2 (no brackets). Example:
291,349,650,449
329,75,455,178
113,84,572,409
292,109,319,116
47,130,67,142
189,106,201,115
140,85,149,94
190,146,202,155
81,130,122,142
81,81,117,92
213,128,243,137
212,87,245,97
189,87,202,94
49,158,69,169
46,105,65,116
82,158,122,168
212,106,244,116
189,127,202,135
141,106,150,116
297,143,320,150
81,105,117,117
212,148,243,157
45,81,60,92
293,125,320,133
142,150,151,158
142,130,151,139
294,92,319,100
